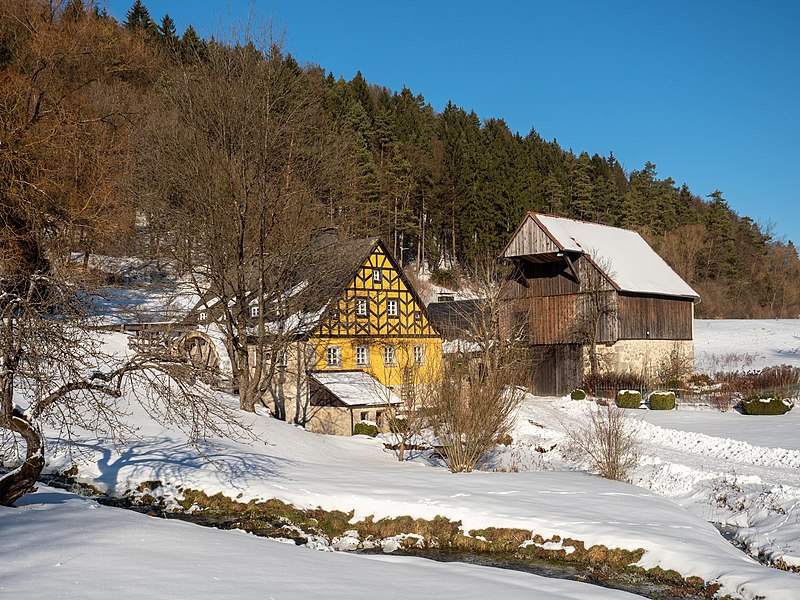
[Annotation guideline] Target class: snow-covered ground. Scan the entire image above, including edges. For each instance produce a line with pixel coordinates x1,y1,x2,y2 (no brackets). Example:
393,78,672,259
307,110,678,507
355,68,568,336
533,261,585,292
1,487,644,600
694,319,800,372
4,319,800,599
500,398,800,579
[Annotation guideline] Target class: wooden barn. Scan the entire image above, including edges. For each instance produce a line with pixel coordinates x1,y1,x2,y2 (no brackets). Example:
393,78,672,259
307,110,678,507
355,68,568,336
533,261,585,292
500,212,700,395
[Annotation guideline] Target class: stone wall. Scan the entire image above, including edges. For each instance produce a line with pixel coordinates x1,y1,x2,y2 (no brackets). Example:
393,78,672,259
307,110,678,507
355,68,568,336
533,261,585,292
587,339,694,383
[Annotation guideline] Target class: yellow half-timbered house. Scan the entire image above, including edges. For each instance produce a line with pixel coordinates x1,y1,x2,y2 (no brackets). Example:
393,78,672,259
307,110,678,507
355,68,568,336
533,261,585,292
253,236,442,435
312,240,440,386
277,238,441,435
131,234,441,436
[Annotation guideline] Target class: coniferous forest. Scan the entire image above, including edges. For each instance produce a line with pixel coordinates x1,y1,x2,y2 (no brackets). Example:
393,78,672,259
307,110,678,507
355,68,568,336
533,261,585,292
2,0,799,319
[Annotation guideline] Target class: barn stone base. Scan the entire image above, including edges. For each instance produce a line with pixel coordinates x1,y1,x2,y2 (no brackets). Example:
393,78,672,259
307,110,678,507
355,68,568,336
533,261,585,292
585,339,694,384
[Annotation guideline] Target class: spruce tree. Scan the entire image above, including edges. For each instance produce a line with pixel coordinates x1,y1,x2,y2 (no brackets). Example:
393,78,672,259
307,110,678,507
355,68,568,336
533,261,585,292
179,25,206,64
124,0,153,32
158,14,179,52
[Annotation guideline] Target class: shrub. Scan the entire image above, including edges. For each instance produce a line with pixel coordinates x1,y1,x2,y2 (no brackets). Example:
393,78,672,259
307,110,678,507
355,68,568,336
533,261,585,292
648,391,676,410
689,373,714,387
616,390,642,409
564,403,641,481
716,364,800,398
570,389,587,400
353,421,378,437
740,394,793,416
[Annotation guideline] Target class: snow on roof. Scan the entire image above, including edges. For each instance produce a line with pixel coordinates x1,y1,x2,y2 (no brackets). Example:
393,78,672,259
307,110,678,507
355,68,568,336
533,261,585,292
310,370,402,407
533,213,699,299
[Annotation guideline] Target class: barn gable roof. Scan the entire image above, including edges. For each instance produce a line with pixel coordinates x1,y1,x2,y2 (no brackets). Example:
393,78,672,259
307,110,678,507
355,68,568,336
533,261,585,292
505,213,699,300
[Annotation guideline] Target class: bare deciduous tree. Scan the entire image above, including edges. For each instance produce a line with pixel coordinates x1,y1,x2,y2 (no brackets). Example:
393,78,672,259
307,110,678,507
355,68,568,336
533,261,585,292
134,25,338,412
376,342,440,462
427,258,527,472
0,3,244,506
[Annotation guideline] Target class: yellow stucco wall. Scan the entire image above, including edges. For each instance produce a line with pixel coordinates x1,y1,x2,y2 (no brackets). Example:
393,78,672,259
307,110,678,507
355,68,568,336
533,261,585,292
312,337,443,387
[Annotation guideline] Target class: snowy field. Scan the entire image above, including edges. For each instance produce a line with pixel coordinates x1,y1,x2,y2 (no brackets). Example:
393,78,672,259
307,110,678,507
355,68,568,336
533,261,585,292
694,319,800,372
3,320,800,599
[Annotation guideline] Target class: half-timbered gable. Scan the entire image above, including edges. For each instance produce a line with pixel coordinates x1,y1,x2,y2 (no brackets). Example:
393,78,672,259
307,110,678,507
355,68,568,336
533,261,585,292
315,242,437,339
501,212,699,395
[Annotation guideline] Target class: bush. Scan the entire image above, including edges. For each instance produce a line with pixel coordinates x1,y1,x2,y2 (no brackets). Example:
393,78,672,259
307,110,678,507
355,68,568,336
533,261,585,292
716,364,800,397
616,390,642,409
564,403,641,481
570,389,587,400
740,394,793,416
648,391,676,410
353,421,378,437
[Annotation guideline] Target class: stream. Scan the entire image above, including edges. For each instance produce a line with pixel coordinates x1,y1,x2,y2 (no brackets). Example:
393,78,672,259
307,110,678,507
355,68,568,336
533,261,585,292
100,503,710,599
34,473,747,599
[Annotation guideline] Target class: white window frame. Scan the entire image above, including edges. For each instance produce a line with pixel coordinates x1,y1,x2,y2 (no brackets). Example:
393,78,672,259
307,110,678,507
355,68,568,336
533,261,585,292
372,268,382,285
413,345,425,365
387,298,399,318
250,304,259,318
383,345,396,366
277,349,288,368
326,345,342,368
199,311,207,323
355,345,370,367
355,297,368,317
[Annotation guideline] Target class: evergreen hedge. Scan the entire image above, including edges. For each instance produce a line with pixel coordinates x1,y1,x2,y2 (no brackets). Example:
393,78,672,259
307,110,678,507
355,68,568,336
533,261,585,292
648,391,676,410
353,421,379,436
616,390,642,409
740,394,793,415
570,389,587,400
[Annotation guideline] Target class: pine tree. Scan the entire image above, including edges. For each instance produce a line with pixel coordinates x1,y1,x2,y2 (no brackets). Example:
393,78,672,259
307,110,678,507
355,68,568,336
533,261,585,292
158,14,179,53
544,173,565,214
124,0,153,32
179,25,206,64
569,152,594,220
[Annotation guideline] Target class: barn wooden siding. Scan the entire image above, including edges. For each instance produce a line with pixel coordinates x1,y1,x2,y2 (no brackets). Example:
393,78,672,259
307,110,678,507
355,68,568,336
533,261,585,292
503,216,560,257
529,344,583,396
501,256,693,344
616,294,693,340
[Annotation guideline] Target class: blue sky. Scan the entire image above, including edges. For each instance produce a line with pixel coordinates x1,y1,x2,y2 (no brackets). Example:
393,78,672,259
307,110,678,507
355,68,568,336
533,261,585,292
105,0,800,245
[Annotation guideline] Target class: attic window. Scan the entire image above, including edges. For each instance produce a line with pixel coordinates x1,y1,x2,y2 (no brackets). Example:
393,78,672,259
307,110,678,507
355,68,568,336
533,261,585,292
387,298,399,318
372,268,382,285
329,308,340,321
355,297,368,317
199,311,207,323
414,310,422,322
250,304,259,318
